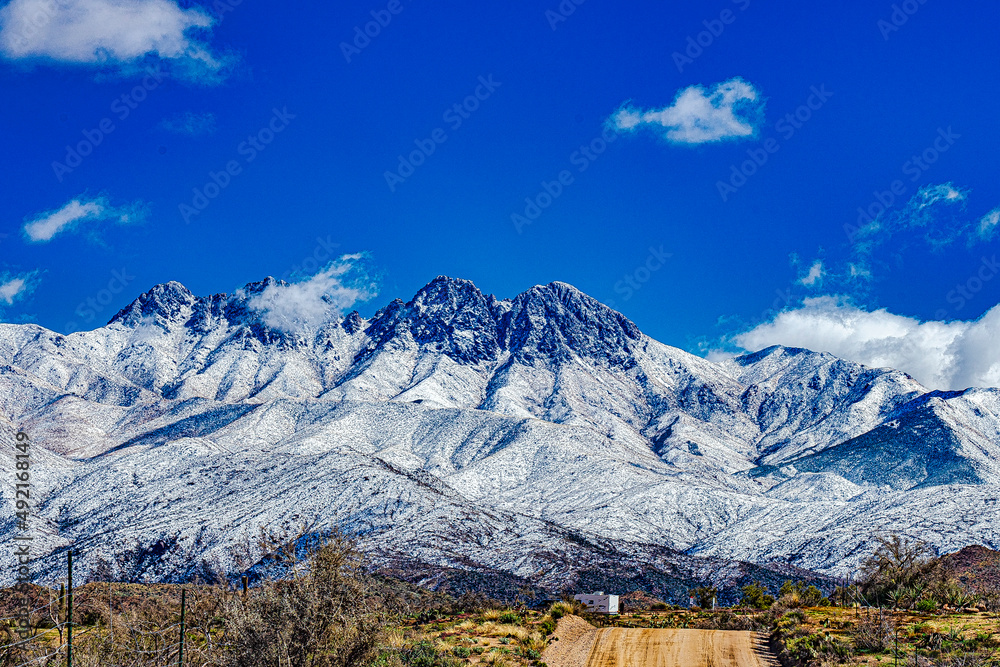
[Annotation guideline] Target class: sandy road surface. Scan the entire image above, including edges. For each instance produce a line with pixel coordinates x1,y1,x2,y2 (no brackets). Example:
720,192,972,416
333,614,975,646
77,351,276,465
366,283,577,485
583,627,775,667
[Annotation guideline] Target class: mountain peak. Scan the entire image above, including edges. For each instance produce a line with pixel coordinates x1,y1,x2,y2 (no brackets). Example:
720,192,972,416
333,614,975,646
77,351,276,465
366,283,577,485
498,280,641,365
108,281,196,327
239,276,286,295
410,275,485,308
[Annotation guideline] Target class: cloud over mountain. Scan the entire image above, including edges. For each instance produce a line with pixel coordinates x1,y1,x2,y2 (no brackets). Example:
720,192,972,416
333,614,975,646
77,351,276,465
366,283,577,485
732,295,1000,390
247,254,379,332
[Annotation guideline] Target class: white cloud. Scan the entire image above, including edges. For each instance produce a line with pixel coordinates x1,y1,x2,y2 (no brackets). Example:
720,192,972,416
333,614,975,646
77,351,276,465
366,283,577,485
249,255,379,333
0,277,27,305
731,295,1000,390
609,77,764,145
852,182,971,255
798,260,825,287
158,110,216,136
977,208,999,242
0,0,226,80
0,270,39,307
847,262,872,281
915,182,966,209
23,195,146,242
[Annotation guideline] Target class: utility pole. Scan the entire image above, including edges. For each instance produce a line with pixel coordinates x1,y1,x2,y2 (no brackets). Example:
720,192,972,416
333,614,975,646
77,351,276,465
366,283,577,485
67,551,73,667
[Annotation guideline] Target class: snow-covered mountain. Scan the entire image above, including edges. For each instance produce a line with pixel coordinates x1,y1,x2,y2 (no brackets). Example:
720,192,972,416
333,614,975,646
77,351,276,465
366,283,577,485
2,276,998,597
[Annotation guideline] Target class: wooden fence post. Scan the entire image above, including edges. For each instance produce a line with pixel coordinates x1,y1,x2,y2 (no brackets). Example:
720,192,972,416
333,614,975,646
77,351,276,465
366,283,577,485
179,588,186,667
67,551,73,667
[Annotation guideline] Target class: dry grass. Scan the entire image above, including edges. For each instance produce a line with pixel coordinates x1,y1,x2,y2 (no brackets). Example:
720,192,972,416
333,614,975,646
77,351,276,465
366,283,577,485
382,605,560,666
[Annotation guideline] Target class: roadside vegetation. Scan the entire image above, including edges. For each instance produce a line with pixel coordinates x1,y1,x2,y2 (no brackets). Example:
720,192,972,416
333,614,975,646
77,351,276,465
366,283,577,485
0,533,995,666
595,535,1000,667
0,529,561,667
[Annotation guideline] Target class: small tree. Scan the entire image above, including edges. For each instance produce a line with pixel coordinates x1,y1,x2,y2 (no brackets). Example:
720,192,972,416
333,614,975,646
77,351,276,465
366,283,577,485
777,580,824,607
689,586,717,609
860,534,936,604
739,582,775,610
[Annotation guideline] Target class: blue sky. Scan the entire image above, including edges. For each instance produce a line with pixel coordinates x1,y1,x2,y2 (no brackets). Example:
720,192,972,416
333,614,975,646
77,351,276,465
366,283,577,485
1,0,999,389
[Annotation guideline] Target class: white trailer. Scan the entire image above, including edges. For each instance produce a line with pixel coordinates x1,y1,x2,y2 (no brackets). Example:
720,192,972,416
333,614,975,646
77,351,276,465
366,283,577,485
574,591,619,614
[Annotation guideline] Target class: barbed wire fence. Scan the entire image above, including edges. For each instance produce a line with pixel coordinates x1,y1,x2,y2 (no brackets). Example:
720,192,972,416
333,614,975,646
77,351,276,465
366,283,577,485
0,550,246,667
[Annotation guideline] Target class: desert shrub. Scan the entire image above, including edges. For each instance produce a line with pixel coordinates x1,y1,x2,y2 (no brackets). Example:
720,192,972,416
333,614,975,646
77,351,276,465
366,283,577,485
916,599,938,613
548,601,574,620
219,531,388,667
452,646,471,658
778,581,825,607
481,609,502,622
397,641,463,667
783,632,852,663
416,608,444,624
740,582,775,610
651,602,668,611
852,608,894,652
539,617,556,635
776,610,806,631
498,611,522,626
859,534,943,607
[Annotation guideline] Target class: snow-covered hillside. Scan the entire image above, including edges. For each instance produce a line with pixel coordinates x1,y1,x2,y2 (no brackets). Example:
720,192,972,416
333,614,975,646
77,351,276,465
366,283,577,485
2,276,998,596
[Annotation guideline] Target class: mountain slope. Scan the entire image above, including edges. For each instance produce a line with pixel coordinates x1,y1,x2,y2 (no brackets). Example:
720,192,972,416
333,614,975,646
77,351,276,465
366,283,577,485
1,276,997,593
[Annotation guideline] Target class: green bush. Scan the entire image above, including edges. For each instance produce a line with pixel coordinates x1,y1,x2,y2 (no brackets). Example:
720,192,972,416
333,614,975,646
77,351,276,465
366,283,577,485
784,632,851,663
740,582,775,610
498,611,522,625
549,600,576,619
689,586,717,609
916,599,937,613
400,641,463,667
451,646,471,658
416,608,443,624
778,580,824,607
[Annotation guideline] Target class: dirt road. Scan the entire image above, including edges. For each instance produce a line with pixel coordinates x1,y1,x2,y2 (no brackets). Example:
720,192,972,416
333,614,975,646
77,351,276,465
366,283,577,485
583,627,775,667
